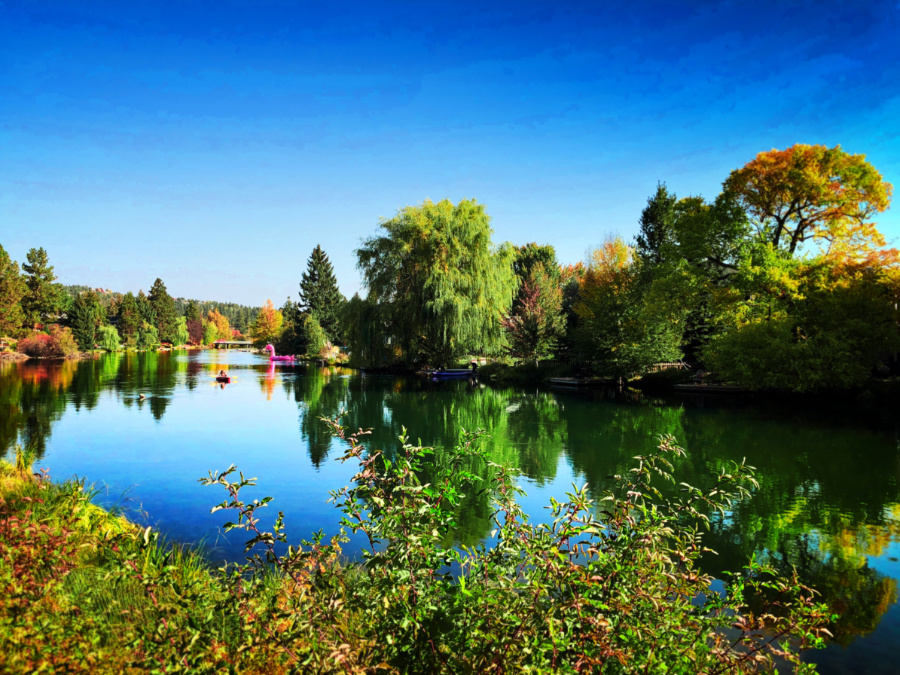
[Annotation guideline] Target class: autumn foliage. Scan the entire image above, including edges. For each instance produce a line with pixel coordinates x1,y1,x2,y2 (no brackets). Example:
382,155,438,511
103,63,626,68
724,144,893,256
250,299,283,347
17,326,78,358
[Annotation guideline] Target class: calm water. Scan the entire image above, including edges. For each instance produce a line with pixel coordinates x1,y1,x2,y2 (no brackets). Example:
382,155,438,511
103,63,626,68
2,350,899,673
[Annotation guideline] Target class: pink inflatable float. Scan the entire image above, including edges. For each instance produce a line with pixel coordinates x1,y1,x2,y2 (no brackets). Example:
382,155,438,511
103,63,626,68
265,344,296,362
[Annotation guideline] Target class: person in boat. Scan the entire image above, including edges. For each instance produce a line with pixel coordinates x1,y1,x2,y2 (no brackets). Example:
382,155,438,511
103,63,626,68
219,370,227,378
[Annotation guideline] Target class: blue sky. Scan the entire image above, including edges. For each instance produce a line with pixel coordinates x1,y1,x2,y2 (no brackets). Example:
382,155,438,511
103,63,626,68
2,0,899,305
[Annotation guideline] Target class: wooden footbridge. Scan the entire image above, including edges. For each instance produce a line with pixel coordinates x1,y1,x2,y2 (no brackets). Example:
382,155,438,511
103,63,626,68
214,340,253,349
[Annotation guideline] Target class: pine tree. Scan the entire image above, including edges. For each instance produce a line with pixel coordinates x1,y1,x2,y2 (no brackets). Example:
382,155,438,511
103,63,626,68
137,290,156,326
21,247,63,328
116,292,141,344
148,278,178,344
69,291,100,351
185,300,201,323
636,183,678,266
299,245,345,343
0,245,27,336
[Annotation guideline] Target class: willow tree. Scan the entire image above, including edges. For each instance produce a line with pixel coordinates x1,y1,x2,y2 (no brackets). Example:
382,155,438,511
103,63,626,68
356,198,516,365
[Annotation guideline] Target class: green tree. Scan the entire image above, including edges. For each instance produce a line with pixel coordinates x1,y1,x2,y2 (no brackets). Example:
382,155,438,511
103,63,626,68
202,321,217,346
298,245,345,343
69,291,101,351
357,198,516,365
138,290,154,322
501,263,565,366
0,245,27,336
136,322,160,350
705,249,899,391
341,293,388,367
21,247,63,328
645,191,752,362
635,182,678,266
116,292,141,345
575,238,682,379
98,324,121,352
148,278,178,344
184,300,201,323
173,317,190,346
299,313,327,359
512,243,558,284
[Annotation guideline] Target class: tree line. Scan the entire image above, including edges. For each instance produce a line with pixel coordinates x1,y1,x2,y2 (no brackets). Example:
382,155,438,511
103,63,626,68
0,250,261,355
3,142,896,389
344,143,897,391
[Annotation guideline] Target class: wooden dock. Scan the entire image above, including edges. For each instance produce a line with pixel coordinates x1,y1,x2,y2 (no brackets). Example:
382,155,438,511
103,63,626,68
548,377,606,388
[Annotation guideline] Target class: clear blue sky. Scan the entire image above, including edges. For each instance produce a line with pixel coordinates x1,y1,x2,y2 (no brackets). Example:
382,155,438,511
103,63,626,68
2,0,899,305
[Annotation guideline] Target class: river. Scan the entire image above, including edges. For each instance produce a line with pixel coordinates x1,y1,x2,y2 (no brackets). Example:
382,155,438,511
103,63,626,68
1,350,898,673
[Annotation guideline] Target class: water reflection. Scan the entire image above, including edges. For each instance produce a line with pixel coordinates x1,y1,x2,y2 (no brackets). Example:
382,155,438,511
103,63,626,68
1,353,899,670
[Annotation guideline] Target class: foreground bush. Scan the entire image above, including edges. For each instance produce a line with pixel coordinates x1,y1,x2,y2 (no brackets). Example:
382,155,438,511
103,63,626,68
1,425,831,673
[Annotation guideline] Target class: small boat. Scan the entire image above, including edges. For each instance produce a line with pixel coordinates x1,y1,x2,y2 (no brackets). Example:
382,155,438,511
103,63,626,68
430,369,475,380
216,376,231,383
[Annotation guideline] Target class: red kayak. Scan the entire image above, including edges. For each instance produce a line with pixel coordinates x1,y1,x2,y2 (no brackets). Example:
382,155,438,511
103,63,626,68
216,376,231,383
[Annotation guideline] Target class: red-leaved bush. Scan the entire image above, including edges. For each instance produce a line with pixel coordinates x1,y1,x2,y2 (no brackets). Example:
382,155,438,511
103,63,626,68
18,326,78,358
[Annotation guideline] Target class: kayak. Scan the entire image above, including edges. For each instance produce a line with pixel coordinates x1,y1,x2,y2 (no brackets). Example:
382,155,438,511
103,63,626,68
216,376,231,383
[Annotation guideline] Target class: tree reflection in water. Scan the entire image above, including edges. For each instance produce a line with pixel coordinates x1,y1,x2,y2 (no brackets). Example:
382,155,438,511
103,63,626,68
2,354,899,655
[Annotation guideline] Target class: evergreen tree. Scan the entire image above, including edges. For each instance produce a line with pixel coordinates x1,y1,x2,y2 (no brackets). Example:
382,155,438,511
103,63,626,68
148,278,178,343
69,291,101,351
21,247,63,327
276,298,302,355
137,290,156,326
636,183,678,266
185,299,201,323
299,245,345,343
0,245,27,336
116,292,141,344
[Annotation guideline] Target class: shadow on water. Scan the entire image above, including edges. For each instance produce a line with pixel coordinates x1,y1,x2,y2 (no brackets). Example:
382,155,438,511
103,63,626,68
1,352,899,672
